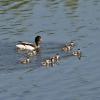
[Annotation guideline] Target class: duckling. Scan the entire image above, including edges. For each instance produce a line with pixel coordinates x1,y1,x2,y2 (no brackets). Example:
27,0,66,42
63,41,75,51
26,50,37,57
62,45,72,52
20,57,30,64
50,56,55,64
54,53,60,63
16,36,42,51
41,59,51,67
45,59,51,66
66,41,75,47
50,57,55,66
72,49,81,60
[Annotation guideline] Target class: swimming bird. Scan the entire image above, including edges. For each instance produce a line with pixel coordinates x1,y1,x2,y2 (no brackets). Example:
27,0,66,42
53,53,60,63
62,45,72,52
41,59,52,66
16,36,42,51
62,41,75,52
26,50,37,57
66,41,75,47
20,57,30,64
41,55,57,67
42,53,60,66
72,49,81,60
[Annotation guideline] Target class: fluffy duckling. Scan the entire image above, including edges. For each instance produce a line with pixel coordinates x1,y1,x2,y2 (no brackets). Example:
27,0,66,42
42,56,56,67
54,53,60,63
26,50,37,57
62,41,75,52
42,54,60,67
49,53,60,65
66,41,75,47
16,36,42,51
20,57,30,64
41,59,52,66
62,45,72,52
50,57,56,66
50,57,55,64
72,49,81,60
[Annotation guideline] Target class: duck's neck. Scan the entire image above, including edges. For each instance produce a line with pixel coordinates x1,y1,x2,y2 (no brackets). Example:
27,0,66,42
35,41,40,48
35,36,41,48
35,41,38,46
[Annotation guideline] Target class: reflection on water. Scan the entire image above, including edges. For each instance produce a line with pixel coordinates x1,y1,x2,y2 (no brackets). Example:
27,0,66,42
0,0,80,41
64,0,79,11
0,0,30,14
0,0,33,40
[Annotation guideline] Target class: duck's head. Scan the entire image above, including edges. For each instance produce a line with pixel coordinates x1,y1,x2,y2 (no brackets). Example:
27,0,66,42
66,41,75,47
35,36,42,46
70,41,75,47
78,49,80,51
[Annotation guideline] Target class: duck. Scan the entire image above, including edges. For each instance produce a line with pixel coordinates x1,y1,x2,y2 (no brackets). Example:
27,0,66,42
72,49,81,60
41,53,60,67
62,41,75,52
20,57,30,64
16,36,42,51
62,45,72,52
41,59,52,66
66,41,75,47
53,53,60,63
26,50,37,57
42,56,56,66
50,56,55,64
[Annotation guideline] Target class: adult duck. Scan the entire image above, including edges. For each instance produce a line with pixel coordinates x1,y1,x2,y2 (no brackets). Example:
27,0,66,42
16,36,42,51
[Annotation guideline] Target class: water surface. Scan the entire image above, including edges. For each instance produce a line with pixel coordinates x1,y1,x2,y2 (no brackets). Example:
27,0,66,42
0,0,100,100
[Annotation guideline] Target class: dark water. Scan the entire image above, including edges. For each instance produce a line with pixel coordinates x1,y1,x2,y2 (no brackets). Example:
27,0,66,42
0,0,100,100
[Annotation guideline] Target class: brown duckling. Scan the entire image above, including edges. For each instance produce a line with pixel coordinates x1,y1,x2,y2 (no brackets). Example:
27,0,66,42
66,41,75,47
20,57,30,64
62,41,75,52
26,50,37,57
54,53,60,63
41,59,52,66
72,49,81,60
62,45,72,52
